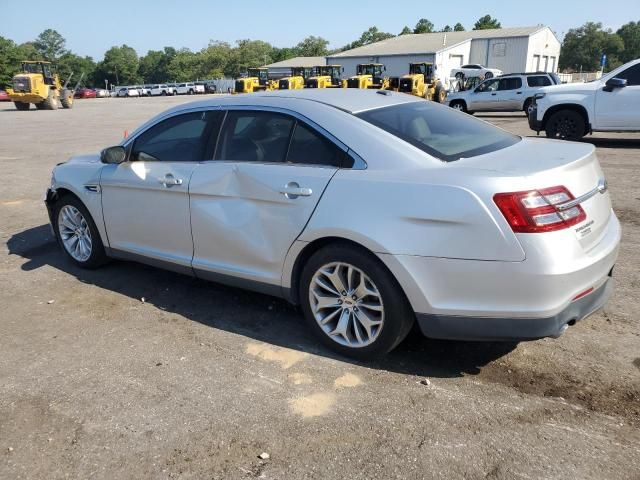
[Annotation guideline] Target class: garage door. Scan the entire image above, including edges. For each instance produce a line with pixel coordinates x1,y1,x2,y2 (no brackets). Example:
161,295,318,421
450,55,463,67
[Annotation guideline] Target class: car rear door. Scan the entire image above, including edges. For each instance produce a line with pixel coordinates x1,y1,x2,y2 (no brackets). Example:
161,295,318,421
100,109,221,271
595,63,640,129
189,108,348,287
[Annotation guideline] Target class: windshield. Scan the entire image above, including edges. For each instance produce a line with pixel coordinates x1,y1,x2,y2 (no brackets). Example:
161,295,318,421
356,102,520,162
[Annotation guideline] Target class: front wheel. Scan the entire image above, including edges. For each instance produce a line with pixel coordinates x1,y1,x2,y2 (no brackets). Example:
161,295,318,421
53,195,108,268
484,72,494,79
300,244,414,359
523,98,534,116
545,109,586,140
14,101,30,111
450,100,467,112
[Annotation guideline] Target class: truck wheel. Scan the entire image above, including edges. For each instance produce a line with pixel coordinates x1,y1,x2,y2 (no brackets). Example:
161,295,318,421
435,85,446,103
42,90,58,110
60,89,74,109
14,102,30,111
545,109,585,140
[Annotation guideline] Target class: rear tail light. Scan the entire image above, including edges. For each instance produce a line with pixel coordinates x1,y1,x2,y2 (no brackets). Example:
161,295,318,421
494,186,586,233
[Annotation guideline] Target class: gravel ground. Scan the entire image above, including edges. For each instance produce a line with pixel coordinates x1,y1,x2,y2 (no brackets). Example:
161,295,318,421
0,96,639,480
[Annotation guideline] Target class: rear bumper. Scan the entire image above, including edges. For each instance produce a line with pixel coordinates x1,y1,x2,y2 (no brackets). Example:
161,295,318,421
416,275,613,341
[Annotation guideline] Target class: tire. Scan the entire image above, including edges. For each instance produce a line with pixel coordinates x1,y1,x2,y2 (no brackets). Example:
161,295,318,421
299,243,414,360
545,109,586,140
435,85,446,103
35,102,45,110
161,91,166,96
188,89,194,95
53,195,108,269
455,72,464,80
523,98,534,116
42,90,58,110
14,101,30,111
60,89,73,109
450,100,467,113
484,72,494,79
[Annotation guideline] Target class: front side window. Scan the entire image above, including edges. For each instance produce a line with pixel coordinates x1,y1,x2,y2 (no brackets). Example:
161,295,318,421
356,102,520,162
476,79,499,92
527,75,552,87
615,64,640,86
216,111,295,163
131,111,220,162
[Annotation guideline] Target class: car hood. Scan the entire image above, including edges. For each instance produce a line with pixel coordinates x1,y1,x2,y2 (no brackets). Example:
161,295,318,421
539,81,600,95
66,154,101,165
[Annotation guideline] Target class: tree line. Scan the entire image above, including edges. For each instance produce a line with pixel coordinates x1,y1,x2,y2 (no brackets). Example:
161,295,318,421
0,16,638,89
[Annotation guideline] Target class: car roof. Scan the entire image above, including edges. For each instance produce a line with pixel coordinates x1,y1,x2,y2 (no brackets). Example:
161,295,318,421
170,89,421,115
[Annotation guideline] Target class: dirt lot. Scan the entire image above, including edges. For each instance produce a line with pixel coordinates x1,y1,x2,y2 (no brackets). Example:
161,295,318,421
1,96,639,480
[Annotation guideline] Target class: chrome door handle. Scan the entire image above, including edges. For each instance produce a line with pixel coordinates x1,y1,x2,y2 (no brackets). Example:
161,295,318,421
280,182,312,199
158,174,183,187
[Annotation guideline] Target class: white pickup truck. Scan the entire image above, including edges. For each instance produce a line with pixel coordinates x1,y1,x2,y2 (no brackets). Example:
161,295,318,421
529,58,640,140
176,82,205,95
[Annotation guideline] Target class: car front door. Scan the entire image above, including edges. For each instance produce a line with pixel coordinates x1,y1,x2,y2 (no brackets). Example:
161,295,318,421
468,79,499,110
494,77,524,110
189,108,349,288
595,63,640,129
100,109,221,272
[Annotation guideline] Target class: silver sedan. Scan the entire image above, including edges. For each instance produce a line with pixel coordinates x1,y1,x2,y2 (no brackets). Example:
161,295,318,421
45,89,620,359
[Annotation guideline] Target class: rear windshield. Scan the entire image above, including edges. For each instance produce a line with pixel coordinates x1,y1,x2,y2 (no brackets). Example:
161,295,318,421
356,102,520,162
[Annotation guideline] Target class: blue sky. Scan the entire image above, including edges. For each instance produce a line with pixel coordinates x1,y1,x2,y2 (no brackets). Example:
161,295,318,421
0,0,633,59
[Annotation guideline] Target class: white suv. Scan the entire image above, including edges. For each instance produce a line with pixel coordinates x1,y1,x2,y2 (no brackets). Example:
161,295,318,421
529,58,640,139
446,73,560,114
150,84,173,96
176,82,205,95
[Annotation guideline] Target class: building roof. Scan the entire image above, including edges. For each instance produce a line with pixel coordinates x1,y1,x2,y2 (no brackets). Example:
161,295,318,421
328,26,547,58
264,56,326,68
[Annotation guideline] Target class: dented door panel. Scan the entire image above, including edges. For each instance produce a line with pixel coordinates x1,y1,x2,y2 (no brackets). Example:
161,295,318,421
189,162,337,285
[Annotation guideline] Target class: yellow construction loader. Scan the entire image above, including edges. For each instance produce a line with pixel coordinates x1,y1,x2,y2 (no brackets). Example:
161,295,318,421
305,65,344,88
345,63,389,90
234,67,278,93
7,61,74,110
278,67,313,90
397,62,446,103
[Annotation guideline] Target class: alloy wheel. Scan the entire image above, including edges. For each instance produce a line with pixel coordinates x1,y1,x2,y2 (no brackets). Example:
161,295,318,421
58,205,93,262
309,262,384,348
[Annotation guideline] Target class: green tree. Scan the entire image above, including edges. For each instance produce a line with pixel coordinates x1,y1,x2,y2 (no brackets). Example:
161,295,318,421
34,29,67,61
617,21,640,63
399,26,413,35
343,27,395,50
473,15,501,30
96,44,140,85
454,23,465,32
166,48,202,82
271,47,298,63
227,39,274,77
414,18,434,34
199,41,232,79
0,37,21,88
559,22,624,71
295,36,329,56
441,25,452,32
57,52,96,86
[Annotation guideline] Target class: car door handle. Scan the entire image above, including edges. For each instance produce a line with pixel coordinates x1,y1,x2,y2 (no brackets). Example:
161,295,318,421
158,174,183,187
491,93,497,96
280,182,312,199
516,91,523,94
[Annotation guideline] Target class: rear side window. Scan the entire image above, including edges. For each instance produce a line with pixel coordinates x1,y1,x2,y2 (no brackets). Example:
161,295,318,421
356,102,520,162
527,75,552,87
131,111,220,162
287,122,346,167
498,77,522,90
216,111,295,163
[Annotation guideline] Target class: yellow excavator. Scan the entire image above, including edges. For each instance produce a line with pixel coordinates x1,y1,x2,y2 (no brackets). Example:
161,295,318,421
305,65,344,88
345,63,389,90
278,67,314,90
7,61,74,110
397,62,446,103
234,67,278,93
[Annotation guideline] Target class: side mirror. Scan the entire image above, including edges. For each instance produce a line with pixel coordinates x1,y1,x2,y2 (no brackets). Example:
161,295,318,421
603,77,627,92
100,145,126,164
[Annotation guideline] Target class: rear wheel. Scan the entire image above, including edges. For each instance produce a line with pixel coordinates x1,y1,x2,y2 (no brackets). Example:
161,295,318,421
299,244,414,360
14,101,30,111
545,109,586,140
53,195,107,268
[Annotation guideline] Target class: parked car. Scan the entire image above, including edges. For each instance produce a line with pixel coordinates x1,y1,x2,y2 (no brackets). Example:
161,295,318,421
0,90,10,101
451,64,502,80
204,81,218,94
136,85,151,97
94,88,110,98
45,89,619,359
529,58,640,139
176,82,205,95
74,88,97,99
150,84,173,96
116,87,139,97
446,72,561,114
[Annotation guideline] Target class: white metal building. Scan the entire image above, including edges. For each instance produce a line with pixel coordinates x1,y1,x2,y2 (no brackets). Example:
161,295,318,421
263,56,326,78
326,26,561,80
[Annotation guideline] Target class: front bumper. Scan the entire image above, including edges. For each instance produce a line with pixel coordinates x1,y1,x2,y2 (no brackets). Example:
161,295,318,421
416,275,613,341
528,106,542,131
